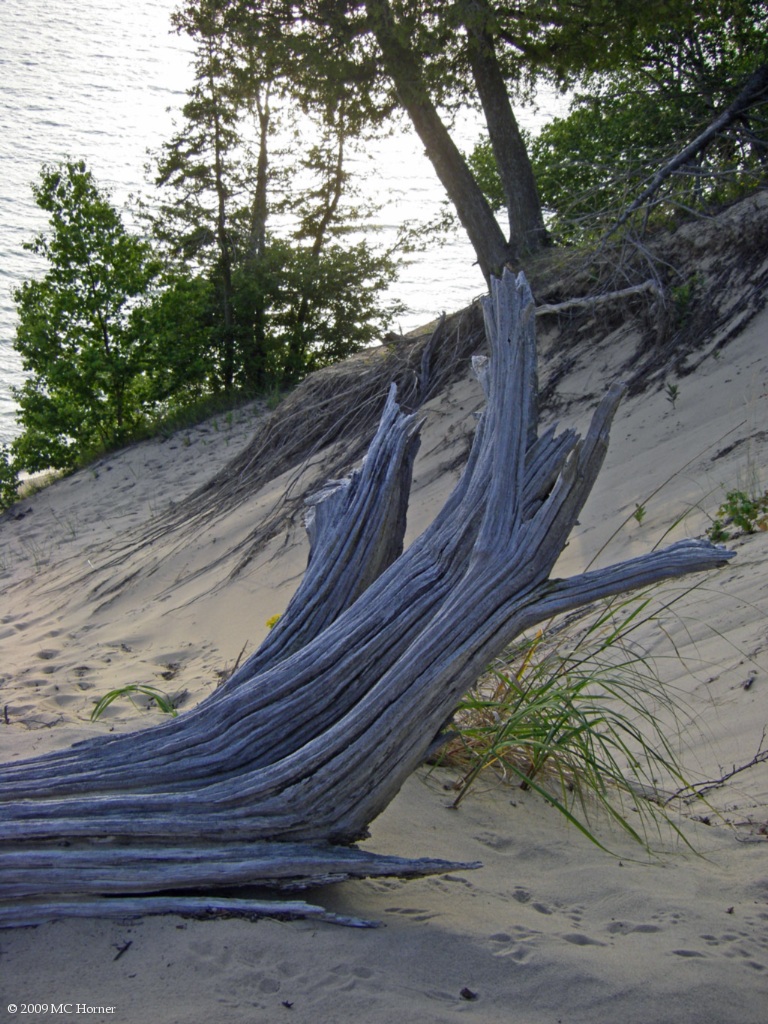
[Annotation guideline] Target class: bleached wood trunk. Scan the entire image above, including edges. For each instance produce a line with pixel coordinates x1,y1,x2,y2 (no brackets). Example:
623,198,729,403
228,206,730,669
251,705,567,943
0,271,733,928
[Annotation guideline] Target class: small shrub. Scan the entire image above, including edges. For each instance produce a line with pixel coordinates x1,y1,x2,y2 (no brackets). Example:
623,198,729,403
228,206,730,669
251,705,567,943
0,446,19,512
706,489,768,542
671,275,702,328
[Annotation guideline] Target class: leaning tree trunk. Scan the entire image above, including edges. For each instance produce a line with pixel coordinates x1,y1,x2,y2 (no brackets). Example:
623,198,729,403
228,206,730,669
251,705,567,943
463,0,548,261
365,0,512,280
0,271,732,928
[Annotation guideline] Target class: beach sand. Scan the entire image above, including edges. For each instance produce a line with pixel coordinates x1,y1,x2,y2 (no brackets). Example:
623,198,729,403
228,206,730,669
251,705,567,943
1,206,767,1022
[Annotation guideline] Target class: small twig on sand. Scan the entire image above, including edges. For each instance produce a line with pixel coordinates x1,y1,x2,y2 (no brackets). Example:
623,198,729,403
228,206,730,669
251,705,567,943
664,729,768,805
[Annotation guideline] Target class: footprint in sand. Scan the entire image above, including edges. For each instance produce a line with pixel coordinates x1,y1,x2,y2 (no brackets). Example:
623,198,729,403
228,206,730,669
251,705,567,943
488,928,537,963
561,932,606,947
699,929,768,971
508,887,554,916
304,961,384,999
383,905,438,923
50,692,83,708
22,677,50,690
473,830,516,852
606,921,662,936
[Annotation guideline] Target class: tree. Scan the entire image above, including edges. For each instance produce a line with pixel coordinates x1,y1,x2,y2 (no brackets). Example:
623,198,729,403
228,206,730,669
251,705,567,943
228,2,765,279
155,0,400,392
227,0,522,279
10,161,163,474
524,0,768,242
155,0,253,392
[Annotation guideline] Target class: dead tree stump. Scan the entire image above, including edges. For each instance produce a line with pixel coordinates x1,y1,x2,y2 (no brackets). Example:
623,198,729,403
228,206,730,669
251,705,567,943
0,271,733,928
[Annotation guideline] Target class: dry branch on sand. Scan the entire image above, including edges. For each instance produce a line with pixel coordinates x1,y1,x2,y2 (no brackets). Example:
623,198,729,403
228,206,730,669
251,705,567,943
0,270,734,928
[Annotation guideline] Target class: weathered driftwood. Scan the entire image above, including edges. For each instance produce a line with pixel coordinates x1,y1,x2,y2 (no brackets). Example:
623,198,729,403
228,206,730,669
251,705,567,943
534,280,661,317
0,270,733,928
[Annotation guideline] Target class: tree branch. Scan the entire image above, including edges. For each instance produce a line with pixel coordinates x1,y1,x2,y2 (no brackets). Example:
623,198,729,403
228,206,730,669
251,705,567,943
605,63,768,240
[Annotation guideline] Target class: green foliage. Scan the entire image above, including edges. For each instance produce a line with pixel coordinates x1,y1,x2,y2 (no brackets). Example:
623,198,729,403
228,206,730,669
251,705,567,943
442,591,699,850
527,0,768,242
671,275,702,327
466,136,508,215
0,445,18,511
153,0,399,392
133,271,220,408
707,489,768,542
90,684,179,721
529,89,674,242
467,1,768,244
11,161,163,474
180,1,768,276
259,238,401,384
665,382,680,409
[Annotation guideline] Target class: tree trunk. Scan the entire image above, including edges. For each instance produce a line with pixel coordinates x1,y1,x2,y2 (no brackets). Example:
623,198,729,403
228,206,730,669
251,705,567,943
286,110,349,384
0,270,733,928
207,46,237,393
462,0,548,262
245,84,271,390
365,0,511,281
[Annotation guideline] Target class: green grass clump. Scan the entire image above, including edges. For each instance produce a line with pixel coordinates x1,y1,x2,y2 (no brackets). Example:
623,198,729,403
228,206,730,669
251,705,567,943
441,590,698,851
90,684,178,722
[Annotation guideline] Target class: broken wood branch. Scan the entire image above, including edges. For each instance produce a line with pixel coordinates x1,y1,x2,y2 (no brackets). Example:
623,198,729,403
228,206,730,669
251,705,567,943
605,63,768,240
0,270,734,927
534,279,662,316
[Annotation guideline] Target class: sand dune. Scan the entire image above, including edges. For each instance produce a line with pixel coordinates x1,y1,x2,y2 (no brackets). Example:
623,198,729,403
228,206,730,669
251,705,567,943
1,196,767,1023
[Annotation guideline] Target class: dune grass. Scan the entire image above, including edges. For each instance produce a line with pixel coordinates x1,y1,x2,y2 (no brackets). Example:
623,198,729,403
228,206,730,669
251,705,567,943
440,587,704,851
90,684,178,722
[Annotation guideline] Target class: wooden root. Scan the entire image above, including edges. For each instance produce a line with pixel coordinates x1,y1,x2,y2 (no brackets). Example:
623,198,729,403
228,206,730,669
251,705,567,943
0,270,733,927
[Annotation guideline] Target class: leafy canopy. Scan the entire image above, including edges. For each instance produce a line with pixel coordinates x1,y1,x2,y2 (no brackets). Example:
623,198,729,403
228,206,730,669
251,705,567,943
214,1,754,274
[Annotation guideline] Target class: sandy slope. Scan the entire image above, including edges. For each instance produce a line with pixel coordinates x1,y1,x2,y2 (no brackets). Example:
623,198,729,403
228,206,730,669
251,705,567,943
1,200,768,1023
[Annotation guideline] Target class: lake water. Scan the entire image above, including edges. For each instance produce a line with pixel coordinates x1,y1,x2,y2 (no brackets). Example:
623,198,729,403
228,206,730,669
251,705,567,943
0,0,558,445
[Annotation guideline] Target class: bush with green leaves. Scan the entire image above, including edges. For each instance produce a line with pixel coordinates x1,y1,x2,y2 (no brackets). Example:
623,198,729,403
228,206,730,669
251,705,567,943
260,237,401,386
0,445,18,510
707,489,768,542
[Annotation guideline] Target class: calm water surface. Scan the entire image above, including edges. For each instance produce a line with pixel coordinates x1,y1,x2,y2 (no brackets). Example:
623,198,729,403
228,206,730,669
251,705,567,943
0,0,556,444
1,0,199,441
